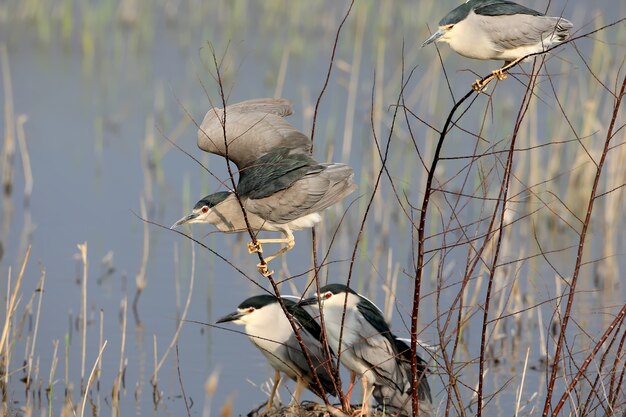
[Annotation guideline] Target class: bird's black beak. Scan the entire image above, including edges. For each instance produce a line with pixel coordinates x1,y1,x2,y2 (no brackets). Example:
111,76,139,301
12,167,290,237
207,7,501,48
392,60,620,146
171,212,199,229
216,310,244,324
298,296,318,307
422,29,445,47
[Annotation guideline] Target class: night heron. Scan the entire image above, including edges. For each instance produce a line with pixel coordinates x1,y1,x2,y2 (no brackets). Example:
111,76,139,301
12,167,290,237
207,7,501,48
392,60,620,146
171,98,356,276
216,294,337,412
422,0,573,90
372,337,433,417
300,284,431,416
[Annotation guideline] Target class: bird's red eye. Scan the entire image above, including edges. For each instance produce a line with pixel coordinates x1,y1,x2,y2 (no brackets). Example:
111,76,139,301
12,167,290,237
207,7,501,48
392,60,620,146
247,307,255,313
324,292,332,299
201,206,209,213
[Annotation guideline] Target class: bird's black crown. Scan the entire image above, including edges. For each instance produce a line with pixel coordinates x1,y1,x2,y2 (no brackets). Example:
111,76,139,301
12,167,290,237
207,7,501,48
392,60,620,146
237,294,280,310
193,191,232,210
317,283,357,295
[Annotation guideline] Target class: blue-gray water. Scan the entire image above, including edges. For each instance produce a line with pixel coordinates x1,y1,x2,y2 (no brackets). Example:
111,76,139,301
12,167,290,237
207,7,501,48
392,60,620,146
0,1,624,416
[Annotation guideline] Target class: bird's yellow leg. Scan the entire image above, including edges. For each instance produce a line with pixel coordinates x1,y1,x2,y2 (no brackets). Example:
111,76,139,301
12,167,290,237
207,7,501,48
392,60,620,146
248,235,294,254
256,237,294,245
255,232,295,277
359,377,373,417
263,236,295,263
256,262,274,277
492,68,508,80
493,57,525,81
473,74,496,92
474,57,527,91
350,377,372,417
501,57,524,74
257,245,290,277
292,377,305,405
344,371,356,408
261,370,281,416
492,61,511,81
247,241,263,254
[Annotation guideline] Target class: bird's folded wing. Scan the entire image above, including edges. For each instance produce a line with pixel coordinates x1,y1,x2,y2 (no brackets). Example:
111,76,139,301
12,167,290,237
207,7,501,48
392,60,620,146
283,332,338,397
352,318,404,390
197,98,310,169
244,164,355,224
394,344,432,403
285,299,326,344
474,14,563,51
244,176,327,223
238,150,321,200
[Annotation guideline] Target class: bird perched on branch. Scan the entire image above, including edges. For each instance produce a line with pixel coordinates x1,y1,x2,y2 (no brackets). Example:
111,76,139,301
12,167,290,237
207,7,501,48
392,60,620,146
171,98,356,276
216,294,337,412
300,284,432,416
422,0,573,90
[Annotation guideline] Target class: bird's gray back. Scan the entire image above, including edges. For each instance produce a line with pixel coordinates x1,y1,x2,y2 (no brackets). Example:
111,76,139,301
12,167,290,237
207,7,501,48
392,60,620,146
473,0,543,17
440,0,542,26
243,161,356,224
475,13,572,51
237,149,323,200
197,98,310,170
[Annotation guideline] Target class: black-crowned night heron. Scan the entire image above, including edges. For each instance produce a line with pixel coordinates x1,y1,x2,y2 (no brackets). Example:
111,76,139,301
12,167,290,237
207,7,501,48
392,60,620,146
422,0,573,90
171,98,356,276
216,294,337,412
372,337,433,417
300,284,431,416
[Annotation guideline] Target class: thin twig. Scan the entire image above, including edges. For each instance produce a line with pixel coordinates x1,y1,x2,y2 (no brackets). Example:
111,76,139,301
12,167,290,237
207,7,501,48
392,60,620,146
176,344,192,417
542,74,626,417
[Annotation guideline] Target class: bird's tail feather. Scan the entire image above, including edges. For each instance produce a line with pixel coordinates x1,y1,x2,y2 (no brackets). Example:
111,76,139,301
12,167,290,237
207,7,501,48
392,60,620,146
310,163,357,214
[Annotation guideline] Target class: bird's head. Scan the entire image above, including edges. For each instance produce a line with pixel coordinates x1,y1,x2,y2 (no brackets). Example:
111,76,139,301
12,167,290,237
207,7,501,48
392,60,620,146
299,283,357,309
422,0,473,47
421,24,455,46
216,294,278,326
170,191,232,228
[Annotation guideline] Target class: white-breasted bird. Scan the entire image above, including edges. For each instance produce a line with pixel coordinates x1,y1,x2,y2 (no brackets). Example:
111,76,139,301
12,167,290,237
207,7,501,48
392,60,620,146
216,294,337,412
300,284,432,416
422,0,573,90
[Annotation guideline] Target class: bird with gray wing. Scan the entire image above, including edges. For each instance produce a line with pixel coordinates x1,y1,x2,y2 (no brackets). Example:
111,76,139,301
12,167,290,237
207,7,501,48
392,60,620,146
300,284,432,416
372,337,433,417
422,0,573,90
171,98,356,276
216,294,337,413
